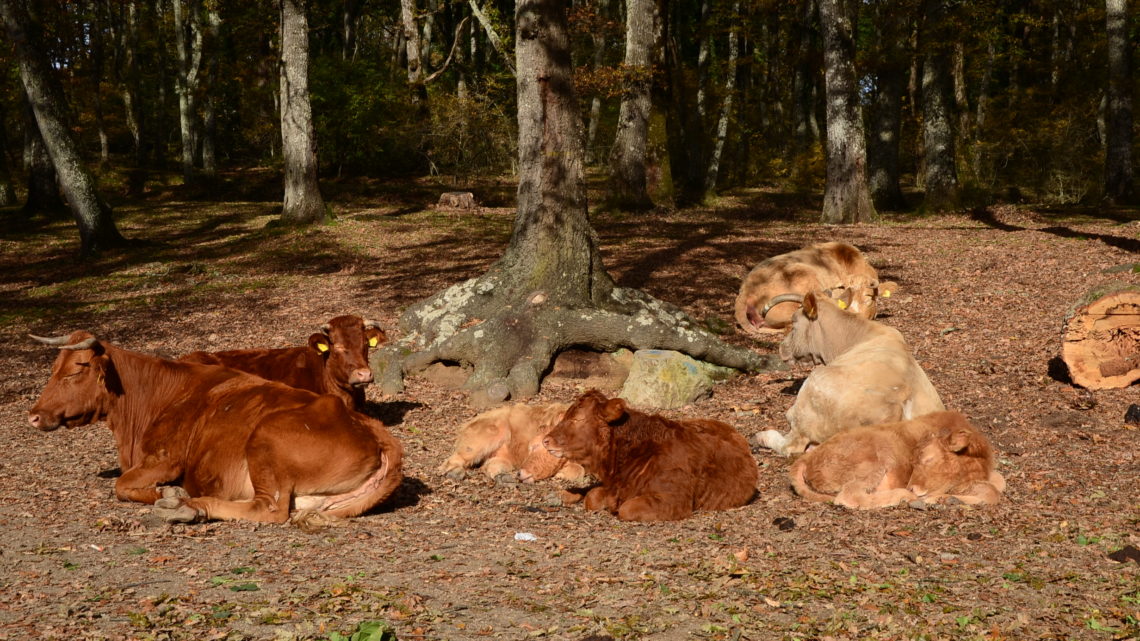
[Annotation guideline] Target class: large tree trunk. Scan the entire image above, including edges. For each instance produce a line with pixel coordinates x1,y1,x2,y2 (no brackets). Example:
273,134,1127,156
919,0,959,211
1103,0,1135,205
1,0,125,255
278,0,327,225
818,0,875,223
608,0,657,211
375,0,779,406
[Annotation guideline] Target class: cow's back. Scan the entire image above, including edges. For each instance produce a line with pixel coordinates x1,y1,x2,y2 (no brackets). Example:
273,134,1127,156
181,347,326,395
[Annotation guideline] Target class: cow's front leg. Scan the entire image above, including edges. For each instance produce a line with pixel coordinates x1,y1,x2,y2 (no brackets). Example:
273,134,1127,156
115,454,183,505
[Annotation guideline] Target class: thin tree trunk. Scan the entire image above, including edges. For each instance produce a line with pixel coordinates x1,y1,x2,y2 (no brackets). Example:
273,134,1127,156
1104,0,1134,204
695,0,709,120
172,0,203,185
704,0,739,193
819,0,875,223
1,0,125,255
401,0,428,105
22,101,65,216
200,6,221,178
585,0,609,164
342,0,361,61
278,0,327,224
608,0,657,210
792,0,820,150
467,0,515,75
919,0,959,211
0,101,14,205
867,64,906,210
661,3,706,206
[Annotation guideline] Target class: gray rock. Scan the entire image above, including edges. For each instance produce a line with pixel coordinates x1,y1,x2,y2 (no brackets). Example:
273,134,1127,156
618,349,739,410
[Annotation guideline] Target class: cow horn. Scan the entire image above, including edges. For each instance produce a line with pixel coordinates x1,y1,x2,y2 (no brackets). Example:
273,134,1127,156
320,323,330,335
761,294,805,318
29,334,97,350
362,319,381,329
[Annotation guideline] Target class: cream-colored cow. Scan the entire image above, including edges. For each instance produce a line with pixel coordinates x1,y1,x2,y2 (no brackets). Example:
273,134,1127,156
438,403,585,483
755,292,944,456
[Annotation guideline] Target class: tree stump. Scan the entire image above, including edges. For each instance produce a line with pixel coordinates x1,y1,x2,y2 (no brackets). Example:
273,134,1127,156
1061,281,1140,389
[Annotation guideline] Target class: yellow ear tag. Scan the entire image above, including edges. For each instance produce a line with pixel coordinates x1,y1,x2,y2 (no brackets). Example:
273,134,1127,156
317,343,329,353
369,337,378,347
837,299,848,309
881,290,891,298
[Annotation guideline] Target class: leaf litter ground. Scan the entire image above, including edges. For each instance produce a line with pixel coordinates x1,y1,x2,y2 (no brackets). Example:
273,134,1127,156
0,187,1137,641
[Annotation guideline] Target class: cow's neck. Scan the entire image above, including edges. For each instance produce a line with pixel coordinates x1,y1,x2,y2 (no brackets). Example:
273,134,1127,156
819,310,877,363
103,344,195,469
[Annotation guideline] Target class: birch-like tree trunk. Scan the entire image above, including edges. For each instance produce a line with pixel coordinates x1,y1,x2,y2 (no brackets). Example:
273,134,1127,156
172,0,203,185
819,0,875,223
1104,0,1134,204
1,0,125,255
608,0,657,210
704,0,740,193
401,0,428,105
278,0,327,224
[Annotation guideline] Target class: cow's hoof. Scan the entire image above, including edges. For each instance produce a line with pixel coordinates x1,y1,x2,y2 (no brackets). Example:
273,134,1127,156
154,502,200,523
493,472,518,486
443,467,467,481
160,486,190,501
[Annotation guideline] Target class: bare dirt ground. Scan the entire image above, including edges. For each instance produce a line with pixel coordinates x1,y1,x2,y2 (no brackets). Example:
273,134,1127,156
0,182,1138,641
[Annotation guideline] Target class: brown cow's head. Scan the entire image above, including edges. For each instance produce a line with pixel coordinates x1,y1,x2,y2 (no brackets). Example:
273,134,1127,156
28,331,119,431
542,390,625,475
908,417,995,498
308,315,388,392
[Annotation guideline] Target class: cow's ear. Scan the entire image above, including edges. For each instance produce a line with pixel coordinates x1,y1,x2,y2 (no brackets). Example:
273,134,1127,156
308,333,331,354
365,327,388,349
601,398,627,424
830,288,853,310
802,292,819,320
877,281,899,299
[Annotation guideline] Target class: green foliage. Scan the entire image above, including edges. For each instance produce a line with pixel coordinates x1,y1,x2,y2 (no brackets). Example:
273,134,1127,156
327,620,397,641
422,92,516,182
310,57,427,175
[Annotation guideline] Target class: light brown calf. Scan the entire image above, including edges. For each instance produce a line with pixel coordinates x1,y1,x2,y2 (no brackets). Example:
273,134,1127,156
789,411,1005,509
437,403,585,483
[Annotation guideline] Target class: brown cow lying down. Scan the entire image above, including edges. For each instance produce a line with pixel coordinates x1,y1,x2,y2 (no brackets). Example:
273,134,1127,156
734,241,898,335
180,314,387,410
789,411,1005,509
755,291,944,456
541,390,758,522
27,332,404,524
437,402,586,484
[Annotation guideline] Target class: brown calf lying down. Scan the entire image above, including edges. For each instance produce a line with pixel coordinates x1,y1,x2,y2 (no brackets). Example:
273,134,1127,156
542,390,758,521
735,241,896,335
181,315,387,410
28,332,403,524
789,411,1005,509
437,403,586,483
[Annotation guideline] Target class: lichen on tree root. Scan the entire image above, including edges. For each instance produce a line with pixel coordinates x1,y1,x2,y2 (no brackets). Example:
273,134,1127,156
375,272,785,405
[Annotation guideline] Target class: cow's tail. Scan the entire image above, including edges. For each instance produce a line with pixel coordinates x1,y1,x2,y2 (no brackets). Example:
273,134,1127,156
788,457,837,504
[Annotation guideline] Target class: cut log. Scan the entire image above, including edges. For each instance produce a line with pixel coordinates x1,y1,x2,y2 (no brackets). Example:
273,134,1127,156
1061,281,1140,389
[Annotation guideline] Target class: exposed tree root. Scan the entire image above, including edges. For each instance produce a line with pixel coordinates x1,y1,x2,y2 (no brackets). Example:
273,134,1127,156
376,271,784,405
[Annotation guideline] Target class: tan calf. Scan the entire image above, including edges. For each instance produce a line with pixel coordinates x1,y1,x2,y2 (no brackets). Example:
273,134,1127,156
438,403,585,483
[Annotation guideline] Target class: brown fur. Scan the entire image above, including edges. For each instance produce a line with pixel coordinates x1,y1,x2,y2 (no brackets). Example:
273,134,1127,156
734,241,896,335
542,390,758,522
28,332,404,524
788,411,1004,509
181,315,387,410
437,403,585,483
